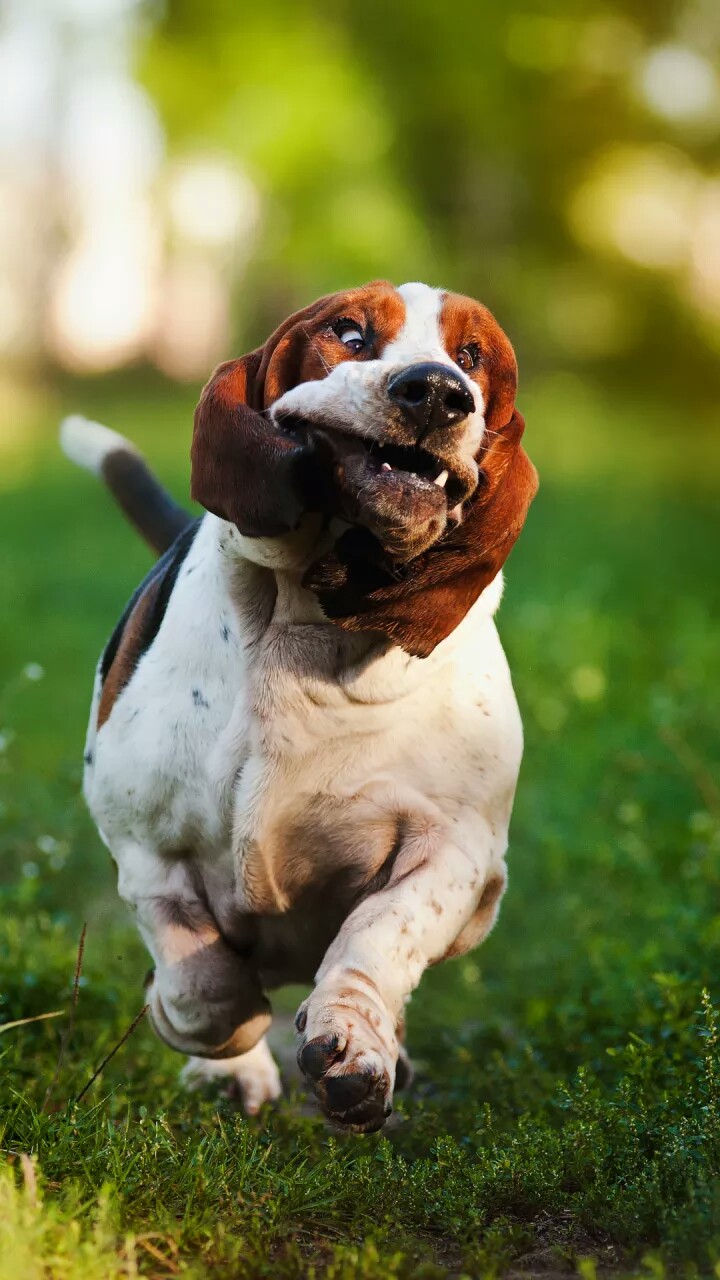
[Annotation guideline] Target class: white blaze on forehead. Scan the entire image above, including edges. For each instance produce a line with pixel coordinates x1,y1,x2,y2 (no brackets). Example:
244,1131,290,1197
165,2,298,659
380,282,483,436
381,282,448,366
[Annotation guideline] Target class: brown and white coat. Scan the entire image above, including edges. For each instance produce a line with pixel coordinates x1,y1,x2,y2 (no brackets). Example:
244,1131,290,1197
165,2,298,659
62,280,537,1131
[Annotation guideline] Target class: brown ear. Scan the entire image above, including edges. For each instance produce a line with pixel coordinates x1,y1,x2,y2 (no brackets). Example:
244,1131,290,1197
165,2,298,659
191,351,314,538
304,408,538,658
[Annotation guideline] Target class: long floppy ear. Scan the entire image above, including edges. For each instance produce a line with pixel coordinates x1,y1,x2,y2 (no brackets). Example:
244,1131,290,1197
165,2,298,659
304,408,538,658
191,351,315,538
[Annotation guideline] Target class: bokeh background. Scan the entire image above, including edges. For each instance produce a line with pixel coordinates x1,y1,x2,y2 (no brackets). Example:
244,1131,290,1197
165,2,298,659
4,0,720,379
1,0,719,1039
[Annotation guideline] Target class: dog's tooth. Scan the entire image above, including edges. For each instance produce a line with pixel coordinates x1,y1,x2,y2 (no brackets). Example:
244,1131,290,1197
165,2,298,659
434,470,449,489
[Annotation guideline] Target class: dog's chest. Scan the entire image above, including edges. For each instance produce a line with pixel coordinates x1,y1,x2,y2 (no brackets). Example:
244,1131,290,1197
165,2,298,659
87,541,515,979
229,619,425,909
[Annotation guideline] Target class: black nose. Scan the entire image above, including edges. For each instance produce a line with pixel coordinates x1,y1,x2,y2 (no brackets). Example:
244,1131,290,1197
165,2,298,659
387,362,475,436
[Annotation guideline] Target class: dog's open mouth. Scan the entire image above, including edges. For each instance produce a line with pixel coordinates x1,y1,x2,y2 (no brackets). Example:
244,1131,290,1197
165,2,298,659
277,410,468,506
363,441,465,504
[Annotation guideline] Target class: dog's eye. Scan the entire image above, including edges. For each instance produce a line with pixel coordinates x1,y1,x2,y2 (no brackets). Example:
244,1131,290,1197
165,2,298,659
331,319,366,354
457,343,479,372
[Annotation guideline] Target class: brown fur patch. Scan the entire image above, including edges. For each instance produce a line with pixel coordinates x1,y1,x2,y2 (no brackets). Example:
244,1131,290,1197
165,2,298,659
97,576,162,729
306,404,537,657
156,895,214,934
191,282,406,539
261,281,406,405
241,801,402,915
439,291,518,436
191,350,306,539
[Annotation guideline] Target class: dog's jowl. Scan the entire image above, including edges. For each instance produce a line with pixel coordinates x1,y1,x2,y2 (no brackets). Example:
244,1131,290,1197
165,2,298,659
61,280,537,1132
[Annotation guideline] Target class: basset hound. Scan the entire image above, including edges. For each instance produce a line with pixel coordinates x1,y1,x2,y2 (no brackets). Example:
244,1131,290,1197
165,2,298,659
61,280,538,1132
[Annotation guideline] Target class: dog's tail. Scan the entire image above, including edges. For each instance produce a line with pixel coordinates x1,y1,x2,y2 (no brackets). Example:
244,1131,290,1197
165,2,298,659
60,415,195,557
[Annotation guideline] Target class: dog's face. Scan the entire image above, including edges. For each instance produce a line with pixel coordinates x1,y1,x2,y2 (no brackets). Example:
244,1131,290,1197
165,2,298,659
262,280,516,513
191,280,537,655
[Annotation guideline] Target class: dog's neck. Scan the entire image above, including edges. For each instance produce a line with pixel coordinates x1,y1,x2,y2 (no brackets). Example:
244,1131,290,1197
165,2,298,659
209,512,329,574
206,513,376,647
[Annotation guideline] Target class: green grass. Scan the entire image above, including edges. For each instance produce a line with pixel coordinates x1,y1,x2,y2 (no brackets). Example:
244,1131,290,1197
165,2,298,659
1,372,719,1278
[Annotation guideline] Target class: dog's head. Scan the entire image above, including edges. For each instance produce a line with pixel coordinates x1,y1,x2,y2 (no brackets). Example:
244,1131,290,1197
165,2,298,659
192,280,537,655
266,279,516,508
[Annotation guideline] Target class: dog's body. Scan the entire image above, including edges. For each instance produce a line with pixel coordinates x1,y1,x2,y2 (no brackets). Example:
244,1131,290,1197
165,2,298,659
64,281,537,1131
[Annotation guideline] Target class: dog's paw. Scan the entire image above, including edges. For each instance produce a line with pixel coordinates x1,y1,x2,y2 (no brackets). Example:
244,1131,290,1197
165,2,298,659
181,1038,282,1116
295,983,398,1133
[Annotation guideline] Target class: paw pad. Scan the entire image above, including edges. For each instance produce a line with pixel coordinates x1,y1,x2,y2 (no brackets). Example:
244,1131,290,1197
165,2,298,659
298,1032,344,1080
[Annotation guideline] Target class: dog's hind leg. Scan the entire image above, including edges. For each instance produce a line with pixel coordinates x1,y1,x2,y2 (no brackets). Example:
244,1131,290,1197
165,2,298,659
114,844,272,1059
181,1037,282,1115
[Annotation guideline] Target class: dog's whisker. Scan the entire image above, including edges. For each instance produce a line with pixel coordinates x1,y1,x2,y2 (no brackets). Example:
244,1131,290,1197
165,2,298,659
304,325,332,376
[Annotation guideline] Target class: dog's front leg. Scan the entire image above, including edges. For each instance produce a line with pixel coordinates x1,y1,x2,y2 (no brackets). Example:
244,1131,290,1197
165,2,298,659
295,822,506,1132
116,849,271,1060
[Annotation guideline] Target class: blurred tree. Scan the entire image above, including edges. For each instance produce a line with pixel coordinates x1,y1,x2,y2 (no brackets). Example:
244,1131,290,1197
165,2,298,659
139,0,720,402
